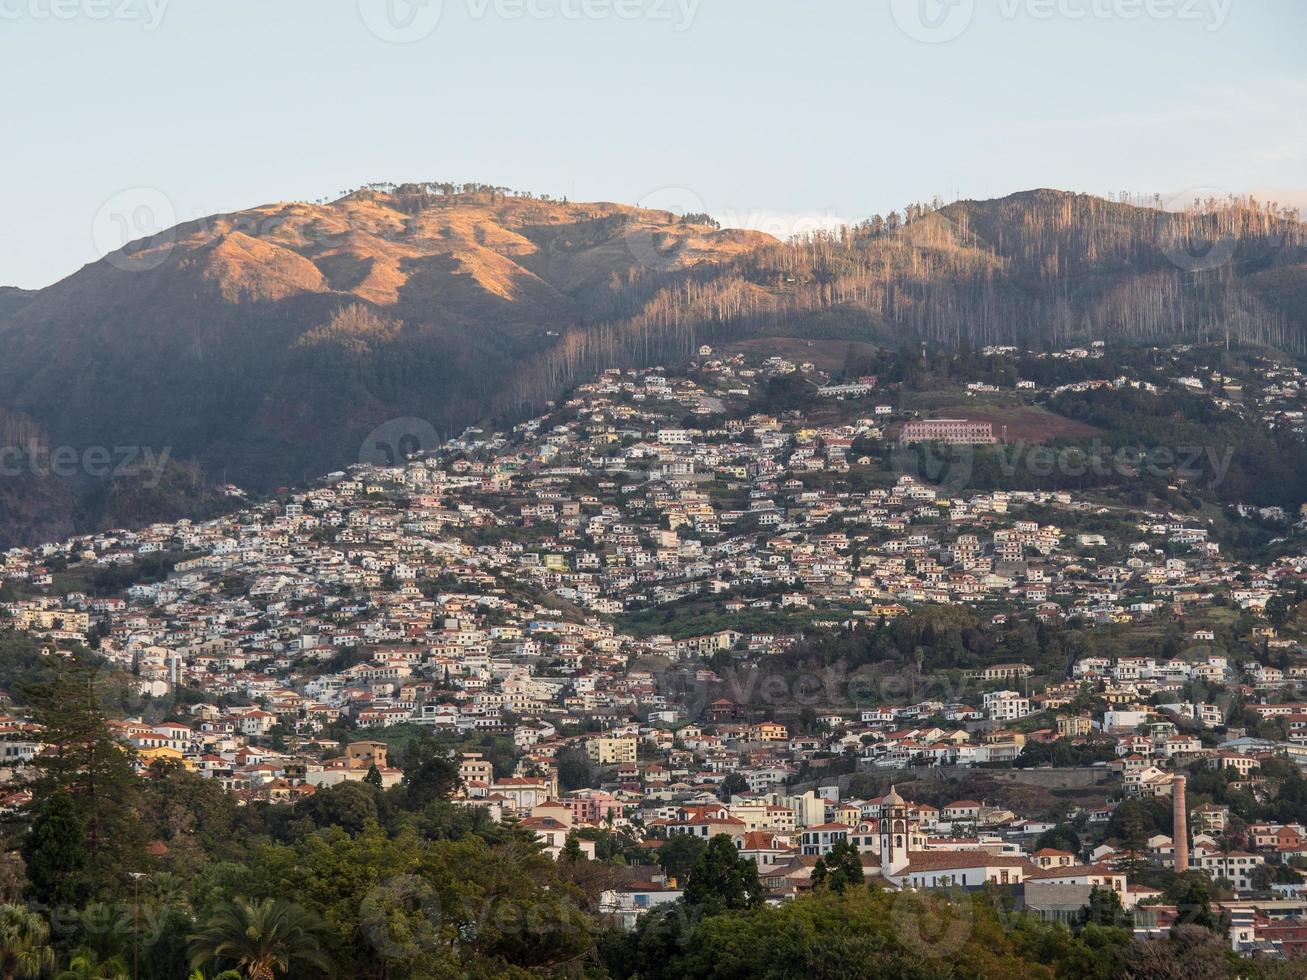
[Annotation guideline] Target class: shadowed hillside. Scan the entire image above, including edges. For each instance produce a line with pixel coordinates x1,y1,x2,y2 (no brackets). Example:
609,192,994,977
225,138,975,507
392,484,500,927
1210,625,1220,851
0,185,771,498
0,184,1304,545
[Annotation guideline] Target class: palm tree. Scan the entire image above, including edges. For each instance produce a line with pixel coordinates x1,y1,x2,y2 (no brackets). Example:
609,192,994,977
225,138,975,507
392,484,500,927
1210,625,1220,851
55,949,128,980
0,905,55,980
147,872,189,913
188,899,332,980
73,903,130,964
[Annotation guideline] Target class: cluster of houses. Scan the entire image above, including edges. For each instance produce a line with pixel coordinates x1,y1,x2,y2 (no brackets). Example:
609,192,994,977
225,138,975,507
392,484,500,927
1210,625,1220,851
2,349,1307,955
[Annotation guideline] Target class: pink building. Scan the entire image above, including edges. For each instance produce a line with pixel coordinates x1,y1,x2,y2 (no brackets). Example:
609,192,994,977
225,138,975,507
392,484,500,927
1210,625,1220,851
567,790,621,824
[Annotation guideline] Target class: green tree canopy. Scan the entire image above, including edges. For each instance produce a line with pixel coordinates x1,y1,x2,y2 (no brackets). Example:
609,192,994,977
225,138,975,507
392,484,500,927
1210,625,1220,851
682,835,763,915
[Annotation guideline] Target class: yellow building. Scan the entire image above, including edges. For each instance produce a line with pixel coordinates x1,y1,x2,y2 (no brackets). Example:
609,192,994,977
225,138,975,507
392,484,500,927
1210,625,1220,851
136,746,189,768
753,722,789,742
586,736,637,766
16,608,90,633
1056,714,1093,738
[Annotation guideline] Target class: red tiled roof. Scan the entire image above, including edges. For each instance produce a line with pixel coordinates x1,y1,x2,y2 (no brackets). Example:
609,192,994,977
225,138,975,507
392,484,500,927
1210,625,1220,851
900,852,1034,874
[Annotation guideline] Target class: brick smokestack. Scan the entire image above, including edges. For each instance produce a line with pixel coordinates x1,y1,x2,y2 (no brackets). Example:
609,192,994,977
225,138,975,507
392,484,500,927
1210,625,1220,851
1173,775,1188,873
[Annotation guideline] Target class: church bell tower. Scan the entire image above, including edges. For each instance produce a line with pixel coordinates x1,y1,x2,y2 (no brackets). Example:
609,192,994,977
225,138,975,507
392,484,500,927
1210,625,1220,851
879,784,912,877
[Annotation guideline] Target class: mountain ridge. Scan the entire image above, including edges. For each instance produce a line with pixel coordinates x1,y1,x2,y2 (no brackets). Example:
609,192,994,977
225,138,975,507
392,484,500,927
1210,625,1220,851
0,184,1304,546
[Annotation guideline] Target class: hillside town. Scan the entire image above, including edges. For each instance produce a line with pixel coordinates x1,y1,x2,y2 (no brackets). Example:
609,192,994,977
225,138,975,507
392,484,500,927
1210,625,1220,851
6,1,1304,972
5,347,1307,957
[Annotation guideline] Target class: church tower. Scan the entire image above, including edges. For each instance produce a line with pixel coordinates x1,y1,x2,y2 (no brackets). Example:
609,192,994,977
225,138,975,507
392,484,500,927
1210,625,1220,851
879,784,913,877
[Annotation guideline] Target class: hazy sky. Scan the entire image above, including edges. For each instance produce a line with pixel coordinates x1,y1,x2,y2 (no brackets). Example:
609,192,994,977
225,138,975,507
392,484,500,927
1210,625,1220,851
2,0,1305,288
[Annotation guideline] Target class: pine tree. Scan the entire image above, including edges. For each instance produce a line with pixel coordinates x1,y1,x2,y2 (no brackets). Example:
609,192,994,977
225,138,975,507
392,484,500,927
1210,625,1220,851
561,834,583,863
1169,873,1220,932
683,835,763,915
810,839,863,894
20,793,89,907
1078,885,1129,928
20,658,146,900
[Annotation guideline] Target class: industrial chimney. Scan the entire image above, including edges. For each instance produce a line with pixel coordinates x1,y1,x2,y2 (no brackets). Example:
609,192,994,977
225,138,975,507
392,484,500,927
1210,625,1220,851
1172,775,1189,873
